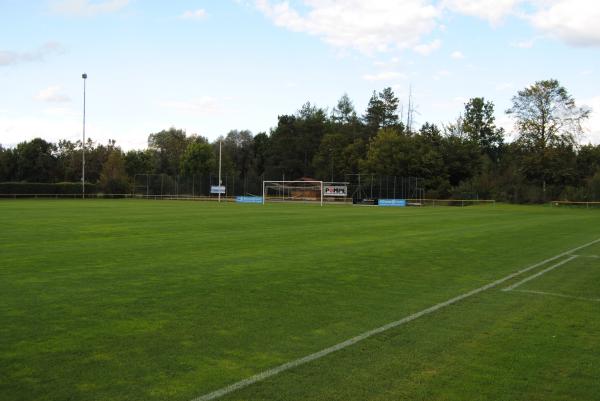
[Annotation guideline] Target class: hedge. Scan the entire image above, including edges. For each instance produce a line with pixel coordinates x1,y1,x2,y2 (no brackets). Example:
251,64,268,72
0,182,98,195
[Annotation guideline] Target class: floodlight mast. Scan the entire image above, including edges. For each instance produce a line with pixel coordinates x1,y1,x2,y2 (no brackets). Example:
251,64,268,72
218,140,222,203
81,73,87,199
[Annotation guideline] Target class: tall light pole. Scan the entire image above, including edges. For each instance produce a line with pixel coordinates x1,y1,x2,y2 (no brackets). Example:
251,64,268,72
218,140,222,203
82,73,87,199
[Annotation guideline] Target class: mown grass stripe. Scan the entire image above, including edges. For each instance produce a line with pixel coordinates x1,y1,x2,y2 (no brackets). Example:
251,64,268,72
191,237,600,401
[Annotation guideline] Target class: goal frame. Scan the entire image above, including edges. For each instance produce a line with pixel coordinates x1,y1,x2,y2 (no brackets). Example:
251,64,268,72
262,180,323,206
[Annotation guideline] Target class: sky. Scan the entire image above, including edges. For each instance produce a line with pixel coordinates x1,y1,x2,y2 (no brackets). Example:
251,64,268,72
1,0,599,150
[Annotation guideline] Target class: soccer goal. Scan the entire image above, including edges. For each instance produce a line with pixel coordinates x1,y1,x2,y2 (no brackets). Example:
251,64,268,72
263,180,324,205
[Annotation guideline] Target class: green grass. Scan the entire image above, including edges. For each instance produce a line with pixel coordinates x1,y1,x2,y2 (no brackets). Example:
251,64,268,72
0,200,599,401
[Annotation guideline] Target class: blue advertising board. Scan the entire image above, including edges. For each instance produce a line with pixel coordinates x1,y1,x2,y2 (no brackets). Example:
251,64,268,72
378,199,407,207
236,196,263,204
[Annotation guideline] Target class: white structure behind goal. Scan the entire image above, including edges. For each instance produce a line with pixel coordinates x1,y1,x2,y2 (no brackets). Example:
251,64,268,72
263,181,324,206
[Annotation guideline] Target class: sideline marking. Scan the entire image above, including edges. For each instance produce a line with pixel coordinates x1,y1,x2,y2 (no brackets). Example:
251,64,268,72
191,238,600,401
512,289,600,303
502,255,579,292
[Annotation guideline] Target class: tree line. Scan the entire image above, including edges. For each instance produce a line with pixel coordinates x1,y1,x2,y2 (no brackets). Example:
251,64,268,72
1,79,598,202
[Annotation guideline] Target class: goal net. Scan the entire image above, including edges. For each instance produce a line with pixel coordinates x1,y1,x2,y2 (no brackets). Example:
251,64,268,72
263,181,323,205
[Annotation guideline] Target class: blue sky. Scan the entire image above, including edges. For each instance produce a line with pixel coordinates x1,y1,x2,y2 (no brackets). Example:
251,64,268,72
1,0,599,149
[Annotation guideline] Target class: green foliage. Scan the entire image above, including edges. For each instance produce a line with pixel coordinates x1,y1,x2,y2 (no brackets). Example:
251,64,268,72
1,82,598,202
0,145,16,181
148,127,190,176
124,149,155,177
507,79,590,150
252,132,270,177
180,141,215,176
363,87,400,135
99,150,130,193
0,181,96,194
462,97,504,161
222,130,254,179
331,93,358,124
267,103,330,178
15,138,57,182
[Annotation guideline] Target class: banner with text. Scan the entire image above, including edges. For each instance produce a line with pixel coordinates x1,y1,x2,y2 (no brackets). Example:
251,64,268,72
210,185,226,194
378,199,407,207
236,196,263,204
324,185,347,197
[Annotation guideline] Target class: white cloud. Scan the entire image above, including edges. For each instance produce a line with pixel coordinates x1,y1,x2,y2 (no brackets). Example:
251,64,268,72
362,71,406,81
529,0,600,47
35,86,71,103
512,37,538,48
160,97,222,114
255,0,441,54
0,111,149,150
51,0,130,17
413,39,442,55
450,50,464,59
495,82,515,91
0,42,65,66
433,69,451,80
582,96,600,144
180,9,207,20
443,0,522,24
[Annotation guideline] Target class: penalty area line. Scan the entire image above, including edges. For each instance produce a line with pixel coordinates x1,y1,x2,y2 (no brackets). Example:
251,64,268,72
191,237,600,401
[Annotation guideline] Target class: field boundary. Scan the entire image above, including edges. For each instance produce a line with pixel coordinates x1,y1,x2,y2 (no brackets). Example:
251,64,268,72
191,237,600,401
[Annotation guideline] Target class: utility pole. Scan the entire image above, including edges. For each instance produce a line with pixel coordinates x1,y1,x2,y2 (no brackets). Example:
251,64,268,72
82,73,87,199
218,140,222,203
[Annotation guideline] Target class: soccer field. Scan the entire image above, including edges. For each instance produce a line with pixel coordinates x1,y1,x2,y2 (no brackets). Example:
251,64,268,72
1,200,599,401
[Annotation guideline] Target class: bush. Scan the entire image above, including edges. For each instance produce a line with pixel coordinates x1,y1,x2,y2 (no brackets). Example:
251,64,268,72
0,182,97,195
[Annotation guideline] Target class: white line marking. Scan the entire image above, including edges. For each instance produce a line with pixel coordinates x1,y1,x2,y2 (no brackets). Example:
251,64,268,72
502,255,579,292
571,254,600,259
511,289,600,302
191,238,600,401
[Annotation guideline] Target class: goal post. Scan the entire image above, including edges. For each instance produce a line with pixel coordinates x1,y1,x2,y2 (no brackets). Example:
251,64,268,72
262,180,323,206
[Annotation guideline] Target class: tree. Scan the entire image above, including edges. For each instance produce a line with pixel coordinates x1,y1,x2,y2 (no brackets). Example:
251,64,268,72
0,145,17,181
267,102,329,179
361,128,415,177
124,150,155,178
222,130,254,180
363,90,385,133
332,93,358,124
15,138,57,182
55,140,79,182
442,120,482,187
363,87,400,134
180,141,215,177
379,87,400,128
312,132,352,181
148,127,189,176
83,139,115,183
462,97,504,161
252,132,270,177
576,144,600,181
506,79,590,196
99,150,129,193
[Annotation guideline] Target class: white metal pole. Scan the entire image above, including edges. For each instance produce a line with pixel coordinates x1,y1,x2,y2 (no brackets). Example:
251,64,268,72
218,140,222,203
262,181,265,205
82,73,87,199
320,181,323,206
